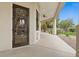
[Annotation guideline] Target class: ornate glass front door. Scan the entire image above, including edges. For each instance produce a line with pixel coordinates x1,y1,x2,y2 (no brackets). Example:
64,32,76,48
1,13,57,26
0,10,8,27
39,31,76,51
13,4,29,48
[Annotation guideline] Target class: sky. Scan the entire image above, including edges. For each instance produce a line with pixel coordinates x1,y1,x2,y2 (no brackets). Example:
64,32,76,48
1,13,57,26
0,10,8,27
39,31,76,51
59,2,79,25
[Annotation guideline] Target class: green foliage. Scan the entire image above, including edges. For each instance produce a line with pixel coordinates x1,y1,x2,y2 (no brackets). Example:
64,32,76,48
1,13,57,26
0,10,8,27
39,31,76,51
46,21,53,28
69,28,76,32
41,18,54,33
59,19,74,32
57,29,63,35
56,18,61,28
63,32,76,36
47,28,53,34
41,17,76,36
56,18,76,36
41,22,47,32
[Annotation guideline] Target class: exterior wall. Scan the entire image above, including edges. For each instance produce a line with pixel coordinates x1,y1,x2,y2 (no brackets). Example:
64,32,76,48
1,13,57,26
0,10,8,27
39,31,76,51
0,2,64,51
34,3,41,43
0,3,12,51
0,2,40,51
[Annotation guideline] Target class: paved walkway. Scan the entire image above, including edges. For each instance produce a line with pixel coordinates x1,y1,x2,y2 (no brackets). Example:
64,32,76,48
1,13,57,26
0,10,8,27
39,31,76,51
0,32,76,57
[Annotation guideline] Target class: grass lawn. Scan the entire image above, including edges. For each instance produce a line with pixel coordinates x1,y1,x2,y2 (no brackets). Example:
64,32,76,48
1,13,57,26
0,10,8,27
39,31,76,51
63,32,76,36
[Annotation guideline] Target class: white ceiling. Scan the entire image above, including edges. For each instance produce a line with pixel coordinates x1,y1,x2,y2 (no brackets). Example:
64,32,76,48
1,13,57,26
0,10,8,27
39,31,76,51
39,2,59,21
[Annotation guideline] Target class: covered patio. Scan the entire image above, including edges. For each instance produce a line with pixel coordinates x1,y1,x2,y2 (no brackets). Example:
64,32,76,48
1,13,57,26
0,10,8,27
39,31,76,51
0,2,77,57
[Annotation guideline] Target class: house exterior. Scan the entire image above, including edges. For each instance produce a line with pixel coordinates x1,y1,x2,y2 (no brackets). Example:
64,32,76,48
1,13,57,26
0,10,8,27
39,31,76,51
0,2,64,51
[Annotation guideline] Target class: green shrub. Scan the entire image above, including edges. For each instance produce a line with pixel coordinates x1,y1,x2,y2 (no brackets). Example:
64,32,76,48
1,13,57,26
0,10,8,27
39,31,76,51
64,32,76,36
69,28,75,32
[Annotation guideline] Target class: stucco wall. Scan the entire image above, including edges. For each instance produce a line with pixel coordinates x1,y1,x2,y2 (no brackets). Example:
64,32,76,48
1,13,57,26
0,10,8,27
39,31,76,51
0,2,40,51
0,3,12,51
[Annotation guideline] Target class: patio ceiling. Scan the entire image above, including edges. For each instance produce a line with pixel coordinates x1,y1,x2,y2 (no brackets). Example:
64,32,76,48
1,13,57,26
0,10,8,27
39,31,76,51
39,2,64,21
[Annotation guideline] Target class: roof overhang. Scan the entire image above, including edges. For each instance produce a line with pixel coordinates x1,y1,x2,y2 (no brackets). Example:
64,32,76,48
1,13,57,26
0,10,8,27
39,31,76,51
38,2,64,21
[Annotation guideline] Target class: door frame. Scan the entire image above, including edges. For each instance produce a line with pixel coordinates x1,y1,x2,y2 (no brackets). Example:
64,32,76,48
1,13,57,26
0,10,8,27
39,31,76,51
12,4,29,48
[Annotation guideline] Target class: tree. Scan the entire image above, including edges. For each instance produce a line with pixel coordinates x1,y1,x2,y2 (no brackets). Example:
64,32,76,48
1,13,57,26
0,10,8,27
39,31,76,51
59,19,74,32
41,18,54,32
56,18,61,28
41,22,47,32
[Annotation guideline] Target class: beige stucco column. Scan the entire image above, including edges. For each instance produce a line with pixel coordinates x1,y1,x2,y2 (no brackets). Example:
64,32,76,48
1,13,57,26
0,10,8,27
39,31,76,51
76,25,79,57
53,18,57,35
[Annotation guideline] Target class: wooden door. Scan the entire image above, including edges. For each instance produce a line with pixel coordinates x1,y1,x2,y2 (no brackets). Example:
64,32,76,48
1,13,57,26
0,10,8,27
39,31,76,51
12,4,29,48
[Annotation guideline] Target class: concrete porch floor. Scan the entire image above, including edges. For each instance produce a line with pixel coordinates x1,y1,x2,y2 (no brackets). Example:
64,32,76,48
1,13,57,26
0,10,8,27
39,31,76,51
58,35,76,50
0,32,76,57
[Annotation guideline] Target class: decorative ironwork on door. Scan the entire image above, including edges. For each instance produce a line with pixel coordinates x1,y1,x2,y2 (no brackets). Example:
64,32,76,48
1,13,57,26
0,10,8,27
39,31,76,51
13,4,29,48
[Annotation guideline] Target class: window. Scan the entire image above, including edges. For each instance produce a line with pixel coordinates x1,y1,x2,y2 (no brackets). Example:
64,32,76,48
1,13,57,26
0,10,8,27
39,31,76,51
36,10,39,30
